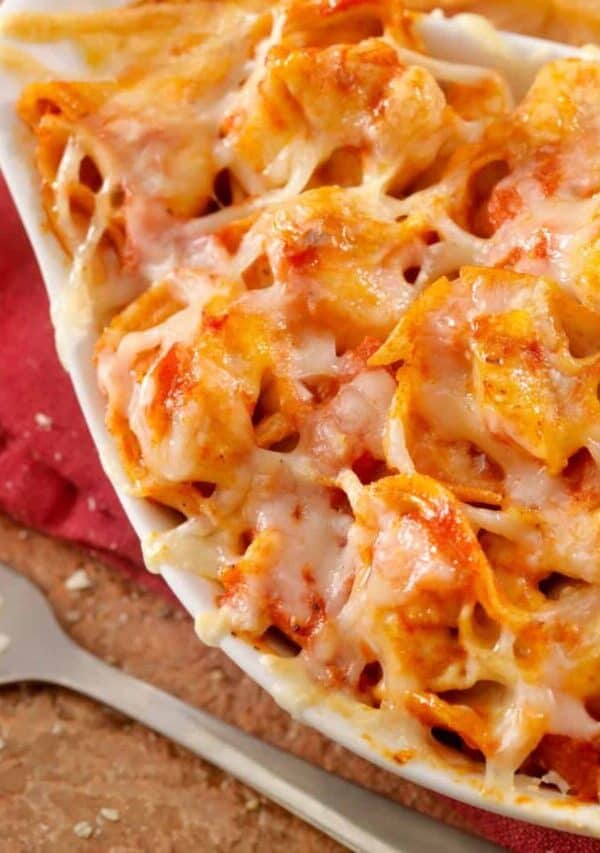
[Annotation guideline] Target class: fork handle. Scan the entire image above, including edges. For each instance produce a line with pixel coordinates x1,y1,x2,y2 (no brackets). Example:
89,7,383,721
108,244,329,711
39,643,495,853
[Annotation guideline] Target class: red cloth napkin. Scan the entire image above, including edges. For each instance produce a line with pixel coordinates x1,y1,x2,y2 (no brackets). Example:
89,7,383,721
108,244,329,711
0,175,170,596
1,173,598,852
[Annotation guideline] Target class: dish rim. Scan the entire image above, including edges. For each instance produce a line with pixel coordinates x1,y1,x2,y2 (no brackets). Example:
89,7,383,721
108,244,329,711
1,0,600,837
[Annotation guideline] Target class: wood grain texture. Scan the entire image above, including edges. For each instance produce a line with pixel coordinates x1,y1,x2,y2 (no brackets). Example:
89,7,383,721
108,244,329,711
0,514,474,852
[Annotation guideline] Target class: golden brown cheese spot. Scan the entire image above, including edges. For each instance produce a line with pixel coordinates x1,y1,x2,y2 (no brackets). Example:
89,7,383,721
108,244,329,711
456,61,600,307
338,475,516,699
375,267,600,480
225,38,451,193
284,0,394,47
263,187,437,348
472,304,600,474
442,75,509,124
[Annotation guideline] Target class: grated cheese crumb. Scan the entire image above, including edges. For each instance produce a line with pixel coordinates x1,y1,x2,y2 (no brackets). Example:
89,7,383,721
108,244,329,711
73,821,93,839
87,496,97,512
17,529,28,540
51,722,63,736
65,570,93,591
98,807,120,822
244,798,260,812
0,634,11,655
34,412,53,430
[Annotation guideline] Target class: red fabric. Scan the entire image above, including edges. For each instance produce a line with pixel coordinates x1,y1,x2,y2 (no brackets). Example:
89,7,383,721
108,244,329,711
1,173,599,851
0,174,167,596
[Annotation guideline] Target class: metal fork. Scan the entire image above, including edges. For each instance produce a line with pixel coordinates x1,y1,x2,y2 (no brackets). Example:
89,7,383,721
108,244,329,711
0,561,496,853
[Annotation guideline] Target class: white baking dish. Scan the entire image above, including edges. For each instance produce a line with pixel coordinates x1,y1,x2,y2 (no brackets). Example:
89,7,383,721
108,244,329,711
2,0,600,837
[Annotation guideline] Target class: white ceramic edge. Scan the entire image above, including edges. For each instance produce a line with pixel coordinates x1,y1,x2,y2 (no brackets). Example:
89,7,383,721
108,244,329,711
2,2,600,837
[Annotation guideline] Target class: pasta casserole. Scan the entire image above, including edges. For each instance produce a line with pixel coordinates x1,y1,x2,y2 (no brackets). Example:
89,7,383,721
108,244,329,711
5,0,600,801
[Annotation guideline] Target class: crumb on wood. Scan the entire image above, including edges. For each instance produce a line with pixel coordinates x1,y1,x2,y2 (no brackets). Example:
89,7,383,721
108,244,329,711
98,807,120,822
65,610,82,623
73,821,93,839
209,668,224,682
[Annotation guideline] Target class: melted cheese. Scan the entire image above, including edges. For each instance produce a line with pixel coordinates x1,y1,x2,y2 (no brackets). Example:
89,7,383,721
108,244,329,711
12,0,600,802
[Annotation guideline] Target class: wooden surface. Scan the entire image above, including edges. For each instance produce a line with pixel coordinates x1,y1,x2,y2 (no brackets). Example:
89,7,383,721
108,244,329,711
0,513,478,852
